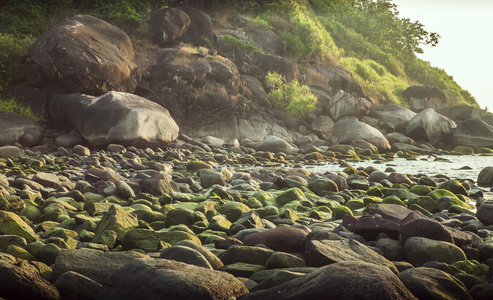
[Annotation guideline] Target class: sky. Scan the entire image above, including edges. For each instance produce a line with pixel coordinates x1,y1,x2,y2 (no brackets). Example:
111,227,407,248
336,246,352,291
392,0,492,110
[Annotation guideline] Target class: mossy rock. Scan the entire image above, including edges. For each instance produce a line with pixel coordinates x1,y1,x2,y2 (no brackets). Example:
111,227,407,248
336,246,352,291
384,188,417,200
451,146,474,155
427,189,458,201
342,166,358,175
208,215,232,232
451,260,490,281
409,185,433,196
367,186,384,197
363,196,383,206
0,210,38,243
187,160,213,171
407,196,435,212
255,206,279,218
345,199,365,211
479,147,493,154
252,191,277,207
332,206,353,220
220,262,266,278
279,208,298,221
165,207,194,227
245,197,263,209
408,204,432,217
437,180,468,196
276,188,307,206
5,244,35,261
434,196,470,212
217,201,250,223
382,196,405,206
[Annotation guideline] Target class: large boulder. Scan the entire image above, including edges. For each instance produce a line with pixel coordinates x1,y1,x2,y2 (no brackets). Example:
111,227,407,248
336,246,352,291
97,258,248,300
150,8,191,44
177,6,215,48
405,108,456,145
248,30,283,56
332,116,390,152
0,261,61,300
28,15,139,95
368,104,416,132
478,167,493,187
448,118,493,148
329,90,372,122
404,237,467,267
238,261,417,300
0,111,42,146
314,67,365,97
252,53,298,82
49,91,179,148
439,105,487,122
403,85,446,112
256,135,297,154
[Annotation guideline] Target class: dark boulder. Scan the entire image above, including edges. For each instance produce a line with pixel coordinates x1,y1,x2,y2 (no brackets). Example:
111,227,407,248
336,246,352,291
150,8,191,44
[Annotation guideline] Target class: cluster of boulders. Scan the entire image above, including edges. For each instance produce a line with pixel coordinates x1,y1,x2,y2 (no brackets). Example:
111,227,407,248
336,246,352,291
3,6,491,152
0,133,493,299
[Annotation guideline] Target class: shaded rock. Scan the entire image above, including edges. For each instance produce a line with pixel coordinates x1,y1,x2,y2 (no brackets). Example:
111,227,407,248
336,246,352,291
375,238,405,261
239,261,416,300
252,53,298,82
265,252,306,269
54,271,102,300
248,29,283,56
470,283,493,300
400,217,454,243
315,66,365,97
50,92,179,148
329,90,371,122
368,104,416,132
353,215,400,241
310,115,334,140
398,267,471,300
477,203,493,225
29,15,139,95
403,85,446,112
449,118,493,148
178,6,215,48
198,169,226,188
243,226,308,252
219,245,274,266
52,249,148,282
405,108,456,145
0,261,60,300
478,166,493,187
332,116,390,152
97,258,248,300
151,7,190,44
367,203,414,224
304,239,397,273
404,237,467,267
122,228,200,252
0,111,42,146
175,239,224,269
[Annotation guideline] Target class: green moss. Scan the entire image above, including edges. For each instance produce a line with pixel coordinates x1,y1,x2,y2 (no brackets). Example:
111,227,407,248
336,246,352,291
223,35,263,54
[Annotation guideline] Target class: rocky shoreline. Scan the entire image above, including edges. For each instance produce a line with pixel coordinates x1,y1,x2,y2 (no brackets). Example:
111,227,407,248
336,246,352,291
1,135,493,299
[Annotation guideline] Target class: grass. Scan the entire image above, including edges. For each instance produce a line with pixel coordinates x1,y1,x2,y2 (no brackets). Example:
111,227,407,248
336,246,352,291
0,96,43,123
222,35,263,54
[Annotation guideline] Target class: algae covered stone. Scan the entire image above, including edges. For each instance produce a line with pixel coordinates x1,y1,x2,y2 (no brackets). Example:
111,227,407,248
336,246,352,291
0,210,38,243
92,205,138,243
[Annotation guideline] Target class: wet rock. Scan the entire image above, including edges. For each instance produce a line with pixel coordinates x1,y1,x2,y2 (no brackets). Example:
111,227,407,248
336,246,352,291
404,237,467,267
97,258,248,300
239,261,416,300
477,203,493,225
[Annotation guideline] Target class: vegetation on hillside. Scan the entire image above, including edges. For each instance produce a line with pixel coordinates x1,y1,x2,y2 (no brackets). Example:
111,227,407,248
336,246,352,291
0,0,479,117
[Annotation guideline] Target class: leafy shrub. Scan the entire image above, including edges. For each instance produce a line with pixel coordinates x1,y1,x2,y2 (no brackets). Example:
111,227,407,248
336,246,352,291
265,71,317,119
223,35,263,54
0,96,42,123
0,33,33,93
245,16,273,33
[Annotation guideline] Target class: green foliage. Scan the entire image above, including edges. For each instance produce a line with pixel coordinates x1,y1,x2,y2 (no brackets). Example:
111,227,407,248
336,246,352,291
0,96,42,123
244,16,273,33
265,72,318,119
223,35,263,54
340,57,408,105
0,33,33,93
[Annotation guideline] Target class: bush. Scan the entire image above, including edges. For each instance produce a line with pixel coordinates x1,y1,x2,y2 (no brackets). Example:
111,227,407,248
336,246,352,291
244,16,273,33
223,35,263,54
0,33,33,93
0,96,42,123
265,71,317,119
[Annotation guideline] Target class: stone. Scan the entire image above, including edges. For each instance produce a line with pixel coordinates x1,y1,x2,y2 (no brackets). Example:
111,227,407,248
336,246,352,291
366,203,414,224
218,201,251,223
0,145,24,158
310,115,334,140
477,203,493,225
353,215,400,241
368,104,416,132
242,226,308,253
32,172,61,188
177,6,215,48
54,271,102,300
375,238,405,261
0,111,42,146
265,252,306,269
332,116,390,152
52,249,148,283
477,166,493,187
29,15,139,95
175,240,224,269
252,53,298,82
50,92,179,148
0,210,38,243
405,108,456,145
150,8,190,44
403,85,446,112
400,217,454,243
219,245,274,266
256,135,297,154
122,228,200,252
304,239,397,273
160,245,212,269
398,267,471,300
140,174,179,196
239,261,416,300
198,169,226,188
404,237,467,267
308,177,339,196
439,105,487,122
97,258,248,300
329,90,372,122
232,210,264,229
92,205,138,244
0,261,61,300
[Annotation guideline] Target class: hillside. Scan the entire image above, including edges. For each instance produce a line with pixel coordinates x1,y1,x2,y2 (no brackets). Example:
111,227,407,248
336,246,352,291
0,0,479,110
